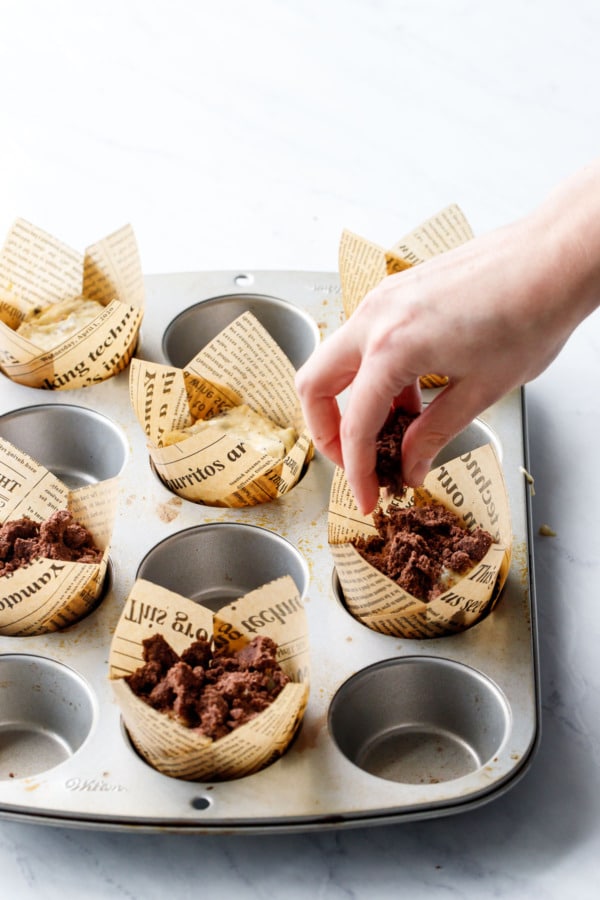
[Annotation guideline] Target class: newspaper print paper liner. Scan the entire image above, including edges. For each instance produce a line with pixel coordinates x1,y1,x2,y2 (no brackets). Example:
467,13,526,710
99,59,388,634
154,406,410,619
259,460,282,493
0,219,144,389
129,311,313,507
0,437,118,636
338,204,475,387
328,444,512,639
109,576,310,782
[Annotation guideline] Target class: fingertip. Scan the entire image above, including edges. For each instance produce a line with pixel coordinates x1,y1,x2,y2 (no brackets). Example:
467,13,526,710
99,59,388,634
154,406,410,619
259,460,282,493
352,478,380,517
306,428,344,469
404,458,433,488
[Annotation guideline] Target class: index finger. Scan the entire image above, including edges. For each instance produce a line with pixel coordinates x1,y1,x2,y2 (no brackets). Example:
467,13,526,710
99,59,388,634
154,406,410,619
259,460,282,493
340,369,417,513
295,329,362,467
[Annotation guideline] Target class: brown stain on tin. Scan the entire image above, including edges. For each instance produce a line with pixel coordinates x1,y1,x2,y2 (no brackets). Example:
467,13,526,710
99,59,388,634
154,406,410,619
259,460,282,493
24,780,41,792
157,497,182,523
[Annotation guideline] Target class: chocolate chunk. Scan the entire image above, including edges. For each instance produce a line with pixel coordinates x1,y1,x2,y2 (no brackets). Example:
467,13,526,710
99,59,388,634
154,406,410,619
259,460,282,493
0,510,103,577
148,661,205,726
353,501,494,602
375,407,419,495
126,634,290,740
180,638,213,669
125,635,181,697
229,634,279,670
125,660,165,697
196,686,230,740
142,633,180,671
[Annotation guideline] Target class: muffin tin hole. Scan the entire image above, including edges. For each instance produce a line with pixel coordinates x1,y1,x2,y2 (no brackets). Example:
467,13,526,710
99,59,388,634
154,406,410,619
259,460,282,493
0,654,96,780
0,403,129,486
432,417,502,466
162,292,320,370
329,657,510,784
331,568,368,623
136,522,309,611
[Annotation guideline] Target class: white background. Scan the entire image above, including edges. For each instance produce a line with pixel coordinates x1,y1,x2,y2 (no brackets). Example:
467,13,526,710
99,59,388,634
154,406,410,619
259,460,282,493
1,1,599,897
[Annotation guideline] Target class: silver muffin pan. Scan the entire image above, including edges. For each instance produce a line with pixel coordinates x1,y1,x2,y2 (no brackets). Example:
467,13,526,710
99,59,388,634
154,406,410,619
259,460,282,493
0,269,539,831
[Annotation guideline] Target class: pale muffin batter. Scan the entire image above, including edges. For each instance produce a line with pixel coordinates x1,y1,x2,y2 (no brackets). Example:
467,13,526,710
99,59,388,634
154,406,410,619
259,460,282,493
161,403,296,458
16,296,105,349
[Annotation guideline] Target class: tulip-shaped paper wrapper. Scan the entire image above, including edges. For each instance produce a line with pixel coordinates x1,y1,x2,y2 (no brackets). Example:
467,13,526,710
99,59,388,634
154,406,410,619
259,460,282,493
329,444,512,638
109,575,310,781
338,203,476,389
0,437,118,635
129,311,313,506
0,219,144,389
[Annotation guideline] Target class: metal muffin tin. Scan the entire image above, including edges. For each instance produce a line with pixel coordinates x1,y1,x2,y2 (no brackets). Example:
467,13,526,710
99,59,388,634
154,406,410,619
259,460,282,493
0,269,539,831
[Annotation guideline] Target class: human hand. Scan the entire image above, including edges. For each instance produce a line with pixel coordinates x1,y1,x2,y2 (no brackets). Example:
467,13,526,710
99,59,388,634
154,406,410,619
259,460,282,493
296,200,597,513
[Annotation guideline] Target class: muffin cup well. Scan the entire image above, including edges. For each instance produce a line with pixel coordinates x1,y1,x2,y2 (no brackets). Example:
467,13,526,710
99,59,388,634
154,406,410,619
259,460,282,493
329,656,510,784
0,403,128,487
136,522,309,611
0,654,96,780
130,310,313,507
163,292,320,371
109,575,309,782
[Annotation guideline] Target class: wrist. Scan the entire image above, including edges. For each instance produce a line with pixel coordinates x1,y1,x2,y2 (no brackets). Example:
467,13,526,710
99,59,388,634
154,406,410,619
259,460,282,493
531,162,600,330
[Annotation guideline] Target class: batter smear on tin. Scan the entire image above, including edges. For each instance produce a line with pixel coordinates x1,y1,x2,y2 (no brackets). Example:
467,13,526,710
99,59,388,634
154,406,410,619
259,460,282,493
126,633,290,739
353,502,494,603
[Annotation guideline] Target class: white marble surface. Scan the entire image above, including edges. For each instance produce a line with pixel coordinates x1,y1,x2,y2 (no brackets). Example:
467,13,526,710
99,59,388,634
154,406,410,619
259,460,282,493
1,1,599,897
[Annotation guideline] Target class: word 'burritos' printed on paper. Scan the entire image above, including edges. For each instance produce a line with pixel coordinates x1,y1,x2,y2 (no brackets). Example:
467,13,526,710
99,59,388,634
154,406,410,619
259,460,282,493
0,219,144,389
329,444,512,639
129,311,313,507
0,437,118,636
109,576,309,782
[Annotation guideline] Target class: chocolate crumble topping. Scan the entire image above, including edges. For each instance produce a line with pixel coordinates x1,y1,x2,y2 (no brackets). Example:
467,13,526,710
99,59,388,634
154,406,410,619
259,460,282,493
0,509,103,577
126,633,290,740
375,407,419,495
353,501,494,602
